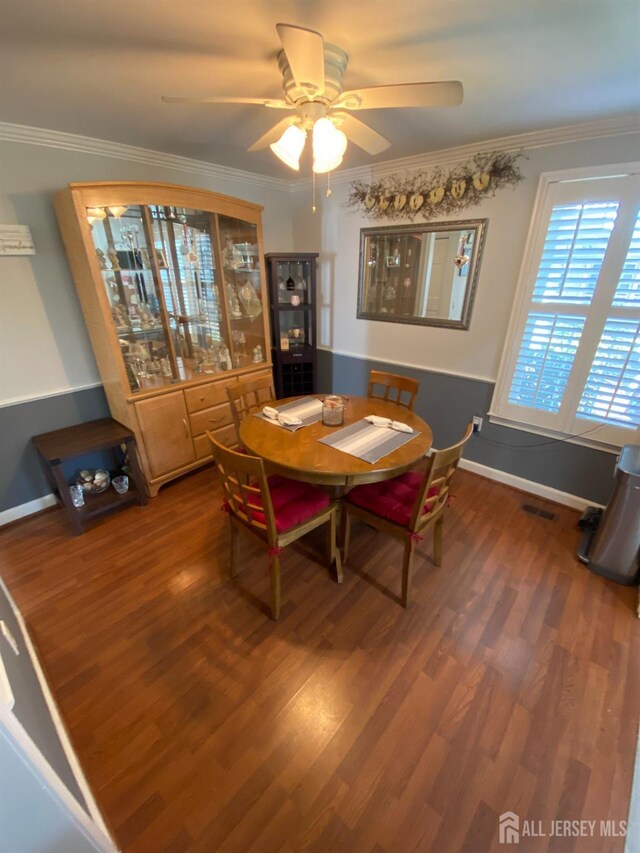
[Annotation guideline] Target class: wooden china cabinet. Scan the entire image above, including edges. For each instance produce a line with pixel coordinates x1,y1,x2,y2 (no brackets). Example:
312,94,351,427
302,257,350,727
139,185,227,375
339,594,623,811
55,182,273,496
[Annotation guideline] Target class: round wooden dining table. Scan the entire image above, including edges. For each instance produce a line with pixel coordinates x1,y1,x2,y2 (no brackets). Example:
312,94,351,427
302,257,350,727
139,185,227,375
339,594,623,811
239,395,433,488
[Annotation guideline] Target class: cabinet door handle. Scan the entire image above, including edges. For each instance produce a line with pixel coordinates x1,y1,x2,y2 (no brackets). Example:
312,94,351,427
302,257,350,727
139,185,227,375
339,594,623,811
183,418,189,438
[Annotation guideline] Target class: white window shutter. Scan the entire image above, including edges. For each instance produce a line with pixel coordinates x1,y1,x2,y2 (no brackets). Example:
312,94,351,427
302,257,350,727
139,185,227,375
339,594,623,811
577,318,640,428
491,167,640,447
508,313,585,413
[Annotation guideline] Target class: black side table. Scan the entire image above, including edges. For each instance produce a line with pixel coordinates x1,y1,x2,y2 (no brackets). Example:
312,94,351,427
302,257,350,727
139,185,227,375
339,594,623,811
33,417,147,535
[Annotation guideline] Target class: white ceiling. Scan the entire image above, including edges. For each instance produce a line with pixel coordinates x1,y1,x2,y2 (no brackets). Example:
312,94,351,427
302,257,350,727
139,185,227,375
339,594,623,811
1,0,638,178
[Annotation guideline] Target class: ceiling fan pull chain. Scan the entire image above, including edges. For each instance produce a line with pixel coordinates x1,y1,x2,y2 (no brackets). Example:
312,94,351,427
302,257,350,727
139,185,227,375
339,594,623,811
312,170,316,214
326,171,332,198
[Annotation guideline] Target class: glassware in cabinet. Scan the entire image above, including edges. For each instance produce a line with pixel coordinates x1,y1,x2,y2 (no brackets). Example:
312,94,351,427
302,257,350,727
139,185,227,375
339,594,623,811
147,205,231,381
265,253,318,398
218,214,267,369
88,205,177,392
275,258,311,306
277,308,314,351
57,182,272,496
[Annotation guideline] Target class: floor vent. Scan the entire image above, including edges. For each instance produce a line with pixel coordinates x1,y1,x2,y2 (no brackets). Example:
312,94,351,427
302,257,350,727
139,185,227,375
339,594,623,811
522,504,556,521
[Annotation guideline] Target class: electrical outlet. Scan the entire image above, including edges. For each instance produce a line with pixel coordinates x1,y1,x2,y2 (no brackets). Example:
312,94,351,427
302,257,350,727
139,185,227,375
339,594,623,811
472,415,483,433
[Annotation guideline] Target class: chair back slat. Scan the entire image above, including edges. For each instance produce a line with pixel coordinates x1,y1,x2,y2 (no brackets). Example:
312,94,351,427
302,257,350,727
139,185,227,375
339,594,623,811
224,472,264,527
208,432,278,545
367,370,419,411
409,424,473,531
228,375,276,443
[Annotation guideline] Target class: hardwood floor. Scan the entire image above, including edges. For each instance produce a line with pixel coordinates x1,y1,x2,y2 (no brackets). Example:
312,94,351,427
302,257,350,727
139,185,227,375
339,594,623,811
1,466,638,852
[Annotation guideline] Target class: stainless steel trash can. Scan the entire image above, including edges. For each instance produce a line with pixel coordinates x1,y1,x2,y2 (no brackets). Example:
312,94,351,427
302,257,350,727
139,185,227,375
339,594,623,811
587,444,640,585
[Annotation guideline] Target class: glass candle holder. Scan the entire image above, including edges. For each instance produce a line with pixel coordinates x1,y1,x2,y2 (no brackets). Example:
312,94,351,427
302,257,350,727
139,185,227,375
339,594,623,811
69,484,85,508
322,395,345,426
112,475,129,494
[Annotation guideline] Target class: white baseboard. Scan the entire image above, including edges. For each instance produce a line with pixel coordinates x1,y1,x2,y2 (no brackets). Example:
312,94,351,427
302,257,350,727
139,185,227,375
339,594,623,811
0,460,605,526
459,458,605,511
0,494,57,527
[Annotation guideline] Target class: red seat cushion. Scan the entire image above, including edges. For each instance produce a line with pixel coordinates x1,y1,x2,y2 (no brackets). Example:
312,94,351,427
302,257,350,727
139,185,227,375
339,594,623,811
345,472,439,527
247,476,330,534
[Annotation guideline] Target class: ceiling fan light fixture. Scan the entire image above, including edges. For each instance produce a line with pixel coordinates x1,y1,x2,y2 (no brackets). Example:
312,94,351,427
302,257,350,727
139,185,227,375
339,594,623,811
313,151,344,174
312,118,347,174
270,124,306,170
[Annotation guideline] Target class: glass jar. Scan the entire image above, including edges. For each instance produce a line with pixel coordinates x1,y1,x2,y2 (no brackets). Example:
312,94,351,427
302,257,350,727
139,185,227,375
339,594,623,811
322,395,345,426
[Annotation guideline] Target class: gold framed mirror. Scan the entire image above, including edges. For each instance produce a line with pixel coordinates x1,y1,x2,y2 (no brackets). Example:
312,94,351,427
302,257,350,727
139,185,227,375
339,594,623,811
357,219,487,330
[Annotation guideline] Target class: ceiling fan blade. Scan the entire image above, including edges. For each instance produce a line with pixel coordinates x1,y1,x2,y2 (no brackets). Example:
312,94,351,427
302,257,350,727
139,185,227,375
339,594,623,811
332,113,391,156
161,96,293,109
276,23,325,95
334,81,464,110
247,117,297,152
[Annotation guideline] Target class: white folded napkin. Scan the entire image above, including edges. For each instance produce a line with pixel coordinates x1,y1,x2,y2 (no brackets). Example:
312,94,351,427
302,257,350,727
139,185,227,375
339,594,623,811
277,413,302,426
365,415,392,427
263,406,278,419
390,420,413,433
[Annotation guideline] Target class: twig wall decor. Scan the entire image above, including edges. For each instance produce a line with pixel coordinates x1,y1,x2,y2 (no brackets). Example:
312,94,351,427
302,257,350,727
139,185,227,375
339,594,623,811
347,150,524,221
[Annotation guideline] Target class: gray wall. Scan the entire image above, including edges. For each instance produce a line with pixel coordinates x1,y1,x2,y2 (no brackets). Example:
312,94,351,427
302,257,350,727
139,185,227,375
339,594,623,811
0,580,88,810
2,126,635,514
0,133,295,515
0,386,109,512
1,331,617,511
0,138,294,406
0,729,109,853
292,131,640,380
318,349,617,505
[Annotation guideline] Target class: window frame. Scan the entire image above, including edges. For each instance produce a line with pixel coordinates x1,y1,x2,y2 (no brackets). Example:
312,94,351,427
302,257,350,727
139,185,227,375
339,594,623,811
490,162,640,450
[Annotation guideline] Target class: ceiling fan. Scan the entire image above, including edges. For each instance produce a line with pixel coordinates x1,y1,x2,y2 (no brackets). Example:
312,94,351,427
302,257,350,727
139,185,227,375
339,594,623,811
162,24,463,175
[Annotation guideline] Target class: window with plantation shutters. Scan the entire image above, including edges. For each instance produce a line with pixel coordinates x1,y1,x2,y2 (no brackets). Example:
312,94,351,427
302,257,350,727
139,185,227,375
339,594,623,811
492,166,640,448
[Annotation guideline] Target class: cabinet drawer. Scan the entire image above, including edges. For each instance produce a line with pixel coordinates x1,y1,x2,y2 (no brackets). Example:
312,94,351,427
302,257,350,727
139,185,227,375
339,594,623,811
184,377,238,413
189,402,233,437
244,368,273,385
194,425,237,460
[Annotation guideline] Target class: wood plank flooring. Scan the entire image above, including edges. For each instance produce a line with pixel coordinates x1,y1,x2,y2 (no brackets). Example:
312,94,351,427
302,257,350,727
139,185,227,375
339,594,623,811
1,467,638,852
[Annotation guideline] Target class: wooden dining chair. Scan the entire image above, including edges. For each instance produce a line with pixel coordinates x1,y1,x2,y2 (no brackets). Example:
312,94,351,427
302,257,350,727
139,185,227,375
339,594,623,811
208,433,343,620
227,375,276,446
367,370,419,411
342,423,473,607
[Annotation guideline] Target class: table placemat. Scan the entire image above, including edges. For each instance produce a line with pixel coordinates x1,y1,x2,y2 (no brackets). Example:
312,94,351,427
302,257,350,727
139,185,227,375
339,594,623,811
318,419,419,463
254,396,324,432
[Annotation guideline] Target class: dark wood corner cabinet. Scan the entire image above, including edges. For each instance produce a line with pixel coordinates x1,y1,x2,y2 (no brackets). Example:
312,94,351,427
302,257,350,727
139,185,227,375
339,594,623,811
265,253,318,398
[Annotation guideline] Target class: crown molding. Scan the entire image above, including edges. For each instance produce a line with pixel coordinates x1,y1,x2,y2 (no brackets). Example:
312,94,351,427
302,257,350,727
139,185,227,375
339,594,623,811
291,113,640,190
369,114,640,178
3,113,638,195
0,122,291,191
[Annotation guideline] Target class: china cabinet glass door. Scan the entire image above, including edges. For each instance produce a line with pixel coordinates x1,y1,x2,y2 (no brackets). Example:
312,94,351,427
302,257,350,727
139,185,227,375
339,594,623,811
89,205,177,393
218,215,266,369
86,203,268,392
148,205,228,382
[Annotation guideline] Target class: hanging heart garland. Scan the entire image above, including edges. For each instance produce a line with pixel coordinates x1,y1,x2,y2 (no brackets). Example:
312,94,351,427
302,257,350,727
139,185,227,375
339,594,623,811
347,150,524,221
